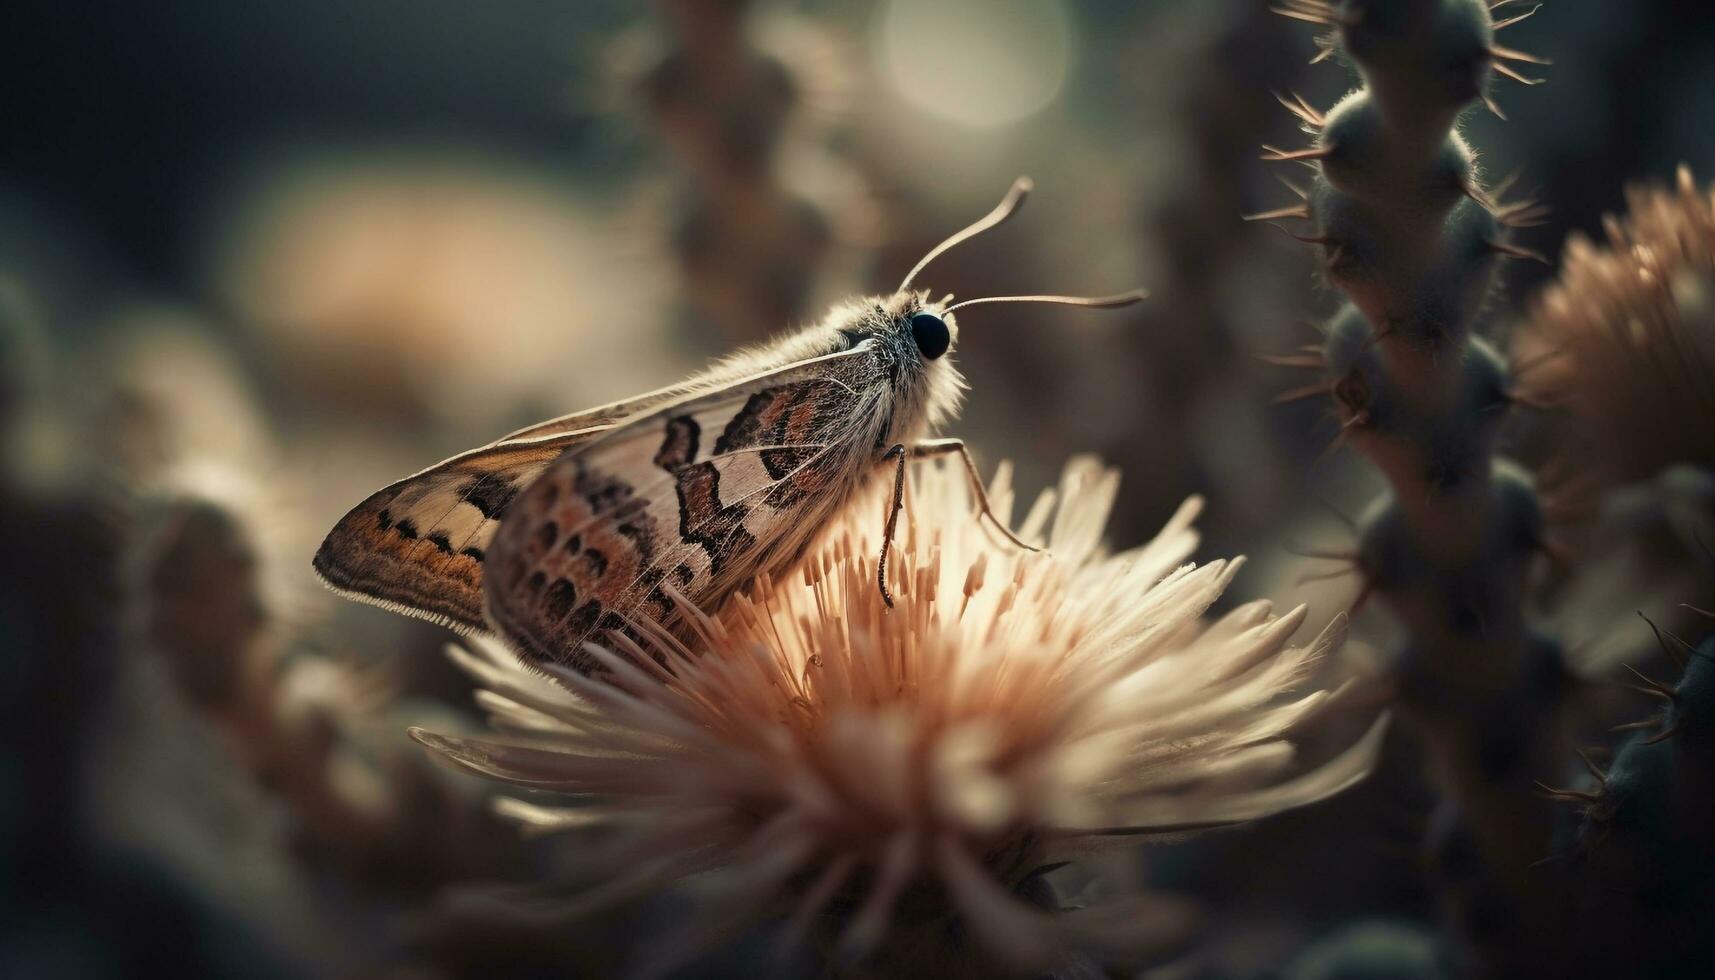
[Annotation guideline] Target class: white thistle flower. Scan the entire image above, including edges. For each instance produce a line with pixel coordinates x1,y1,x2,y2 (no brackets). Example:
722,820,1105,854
413,456,1386,975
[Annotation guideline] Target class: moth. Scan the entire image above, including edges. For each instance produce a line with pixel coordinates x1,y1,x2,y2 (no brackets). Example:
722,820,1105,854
314,178,1143,671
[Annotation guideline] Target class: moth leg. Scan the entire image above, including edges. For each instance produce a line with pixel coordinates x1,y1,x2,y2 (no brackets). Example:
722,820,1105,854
909,438,1041,554
876,443,909,609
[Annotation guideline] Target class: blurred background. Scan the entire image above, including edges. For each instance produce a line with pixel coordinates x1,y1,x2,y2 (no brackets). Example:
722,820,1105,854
3,1,1714,976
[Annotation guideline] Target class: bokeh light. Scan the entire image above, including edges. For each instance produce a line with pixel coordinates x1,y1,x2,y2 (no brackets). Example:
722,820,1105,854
873,0,1074,128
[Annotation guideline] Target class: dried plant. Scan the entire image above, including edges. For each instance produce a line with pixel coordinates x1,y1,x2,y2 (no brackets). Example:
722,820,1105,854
1516,165,1715,486
414,456,1385,975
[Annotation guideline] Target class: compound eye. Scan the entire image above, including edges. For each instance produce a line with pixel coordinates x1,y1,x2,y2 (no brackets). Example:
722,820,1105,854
909,312,950,360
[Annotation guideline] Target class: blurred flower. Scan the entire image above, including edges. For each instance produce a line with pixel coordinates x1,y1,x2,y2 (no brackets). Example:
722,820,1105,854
414,456,1385,974
211,155,678,433
1516,165,1715,485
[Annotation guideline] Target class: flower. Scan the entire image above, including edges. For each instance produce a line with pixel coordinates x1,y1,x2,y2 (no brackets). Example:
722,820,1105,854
412,456,1385,974
1515,165,1715,485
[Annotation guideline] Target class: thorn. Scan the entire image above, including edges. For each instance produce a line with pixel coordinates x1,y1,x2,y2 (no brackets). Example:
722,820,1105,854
1682,604,1715,621
1255,351,1324,369
1310,38,1339,65
1271,0,1352,27
1244,204,1314,222
1492,5,1542,31
1481,93,1509,120
1494,199,1552,228
1492,167,1527,199
1257,222,1335,248
1575,749,1609,784
1638,611,1696,668
1488,239,1548,263
1276,174,1311,200
1491,59,1546,86
1535,781,1602,804
1642,725,1682,745
1261,143,1335,162
1272,6,1334,27
1623,663,1678,700
1275,91,1326,128
1611,718,1660,733
1491,44,1552,66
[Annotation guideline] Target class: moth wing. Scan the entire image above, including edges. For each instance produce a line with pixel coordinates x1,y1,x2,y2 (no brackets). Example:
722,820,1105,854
314,376,708,632
495,377,705,443
484,343,881,669
313,429,618,633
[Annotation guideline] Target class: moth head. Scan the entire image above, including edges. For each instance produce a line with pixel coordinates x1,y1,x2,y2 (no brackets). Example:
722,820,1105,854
891,177,1146,365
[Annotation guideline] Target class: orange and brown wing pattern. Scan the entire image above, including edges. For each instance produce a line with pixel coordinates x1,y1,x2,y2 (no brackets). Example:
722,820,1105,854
313,427,614,633
485,362,880,672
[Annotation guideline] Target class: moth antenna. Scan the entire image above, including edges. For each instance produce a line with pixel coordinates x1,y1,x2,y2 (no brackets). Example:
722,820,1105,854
898,177,1033,293
943,290,1148,315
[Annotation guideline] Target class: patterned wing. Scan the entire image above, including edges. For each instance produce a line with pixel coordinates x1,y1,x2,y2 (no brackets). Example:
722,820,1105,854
484,346,884,670
314,427,616,633
313,366,732,632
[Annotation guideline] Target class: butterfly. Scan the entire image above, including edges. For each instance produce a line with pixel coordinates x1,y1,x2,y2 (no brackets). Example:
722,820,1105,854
313,178,1144,671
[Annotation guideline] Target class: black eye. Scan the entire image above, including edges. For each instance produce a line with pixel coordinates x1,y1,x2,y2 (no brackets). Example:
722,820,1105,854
909,312,950,360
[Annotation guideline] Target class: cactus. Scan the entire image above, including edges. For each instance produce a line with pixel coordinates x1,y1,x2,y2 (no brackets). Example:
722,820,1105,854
1548,631,1715,977
1263,2,1566,974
